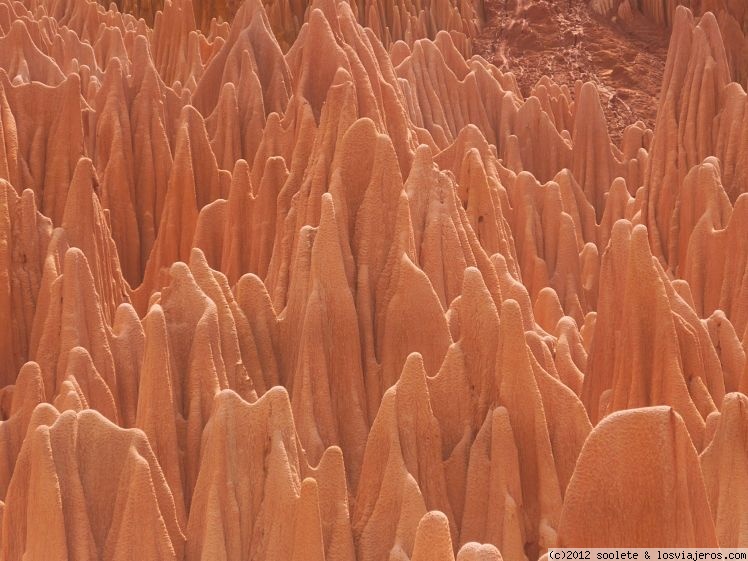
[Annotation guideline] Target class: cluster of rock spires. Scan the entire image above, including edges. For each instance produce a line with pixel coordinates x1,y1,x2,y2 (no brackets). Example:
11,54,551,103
0,0,747,558
100,0,483,53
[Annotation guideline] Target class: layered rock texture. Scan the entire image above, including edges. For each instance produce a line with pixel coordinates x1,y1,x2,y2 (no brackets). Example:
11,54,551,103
0,0,747,558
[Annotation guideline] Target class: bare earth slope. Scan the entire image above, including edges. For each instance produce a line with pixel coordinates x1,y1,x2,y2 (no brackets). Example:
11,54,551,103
474,0,669,142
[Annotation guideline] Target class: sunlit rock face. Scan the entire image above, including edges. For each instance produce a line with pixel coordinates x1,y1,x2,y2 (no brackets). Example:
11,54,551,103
0,0,747,559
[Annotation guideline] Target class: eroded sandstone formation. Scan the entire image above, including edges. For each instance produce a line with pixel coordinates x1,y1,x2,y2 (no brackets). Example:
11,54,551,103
0,0,746,558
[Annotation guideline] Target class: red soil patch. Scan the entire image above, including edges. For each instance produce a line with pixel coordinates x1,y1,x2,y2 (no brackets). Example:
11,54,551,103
474,0,670,143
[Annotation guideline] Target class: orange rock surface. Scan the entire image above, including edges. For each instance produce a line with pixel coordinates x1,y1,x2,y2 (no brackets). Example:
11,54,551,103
0,0,747,558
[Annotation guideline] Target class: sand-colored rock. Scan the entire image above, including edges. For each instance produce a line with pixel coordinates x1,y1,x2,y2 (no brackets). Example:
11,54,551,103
186,387,355,561
0,362,45,500
0,184,51,387
558,406,718,547
460,406,526,560
700,392,748,547
354,352,452,560
0,0,746,557
1,407,185,561
582,221,723,448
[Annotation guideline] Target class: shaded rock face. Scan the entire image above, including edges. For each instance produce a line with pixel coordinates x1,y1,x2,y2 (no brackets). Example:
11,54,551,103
0,0,747,559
